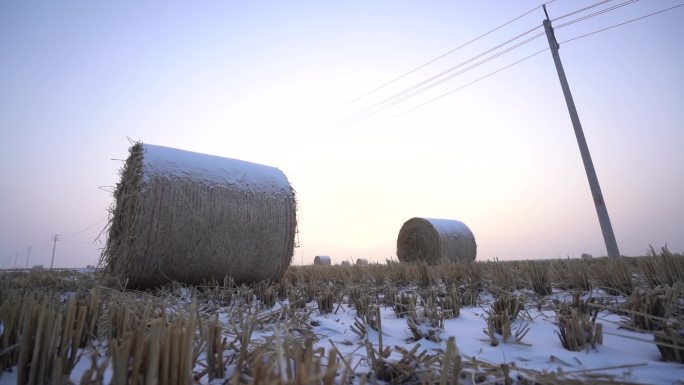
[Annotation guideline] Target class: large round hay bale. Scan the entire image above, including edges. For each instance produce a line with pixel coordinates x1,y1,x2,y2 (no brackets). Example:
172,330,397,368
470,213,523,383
101,143,297,288
314,255,331,266
356,258,369,265
396,217,476,264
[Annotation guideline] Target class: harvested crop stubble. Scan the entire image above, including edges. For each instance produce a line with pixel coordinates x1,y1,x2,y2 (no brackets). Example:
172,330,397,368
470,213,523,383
396,217,476,264
101,143,297,288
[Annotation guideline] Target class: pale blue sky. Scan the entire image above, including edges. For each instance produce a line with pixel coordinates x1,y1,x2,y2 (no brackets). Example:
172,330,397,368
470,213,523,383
1,0,682,267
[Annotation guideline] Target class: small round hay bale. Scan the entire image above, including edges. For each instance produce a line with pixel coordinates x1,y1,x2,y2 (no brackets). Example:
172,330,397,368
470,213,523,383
356,258,369,265
101,143,297,288
314,255,331,266
396,217,476,264
340,261,351,266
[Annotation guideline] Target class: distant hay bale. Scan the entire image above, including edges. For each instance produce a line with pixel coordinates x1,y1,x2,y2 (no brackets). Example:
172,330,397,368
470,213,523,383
356,258,368,265
314,255,331,266
340,261,351,266
101,143,297,288
396,217,476,264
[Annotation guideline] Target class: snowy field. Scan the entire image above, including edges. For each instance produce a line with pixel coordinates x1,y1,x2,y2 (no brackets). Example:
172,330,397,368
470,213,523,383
1,257,683,385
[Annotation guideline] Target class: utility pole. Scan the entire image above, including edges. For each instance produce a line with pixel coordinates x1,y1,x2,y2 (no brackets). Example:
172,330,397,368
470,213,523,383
26,247,31,269
542,5,620,258
14,253,18,268
50,234,59,270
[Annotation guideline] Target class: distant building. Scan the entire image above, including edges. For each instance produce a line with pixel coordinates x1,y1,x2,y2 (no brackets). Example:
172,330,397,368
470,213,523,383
31,265,44,270
581,253,593,260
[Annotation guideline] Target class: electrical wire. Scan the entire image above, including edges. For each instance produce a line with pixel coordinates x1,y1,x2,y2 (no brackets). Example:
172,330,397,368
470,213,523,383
552,0,613,21
316,0,662,132
372,2,683,126
555,0,640,29
559,2,684,44
296,0,644,135
61,217,107,240
289,0,557,126
315,1,640,132
329,32,547,131
244,0,558,155
326,25,546,130
377,48,550,126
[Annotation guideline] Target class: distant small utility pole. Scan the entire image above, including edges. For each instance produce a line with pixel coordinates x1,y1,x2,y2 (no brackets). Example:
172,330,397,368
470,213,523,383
542,5,620,258
14,252,18,268
26,246,31,269
50,234,60,270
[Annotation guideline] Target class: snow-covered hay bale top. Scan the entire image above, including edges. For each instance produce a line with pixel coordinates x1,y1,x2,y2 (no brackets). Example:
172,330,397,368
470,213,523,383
396,217,476,264
313,255,331,266
102,143,297,288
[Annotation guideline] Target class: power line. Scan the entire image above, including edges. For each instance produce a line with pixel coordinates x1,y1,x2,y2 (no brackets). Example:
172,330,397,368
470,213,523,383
61,215,108,239
559,2,684,44
61,240,102,245
554,0,640,29
330,32,547,131
245,1,557,154
377,48,550,125
552,0,613,21
373,2,684,126
61,219,108,241
314,0,666,132
314,2,637,133
287,1,557,126
7,218,109,269
327,25,546,130
317,1,639,133
244,0,670,154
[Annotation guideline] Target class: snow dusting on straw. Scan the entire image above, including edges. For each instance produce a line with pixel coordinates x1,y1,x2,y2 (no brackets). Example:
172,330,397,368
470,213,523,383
142,144,291,193
425,218,471,235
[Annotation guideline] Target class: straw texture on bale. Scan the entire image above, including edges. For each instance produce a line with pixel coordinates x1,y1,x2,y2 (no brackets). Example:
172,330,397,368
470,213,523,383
314,256,331,266
396,217,476,264
101,143,297,288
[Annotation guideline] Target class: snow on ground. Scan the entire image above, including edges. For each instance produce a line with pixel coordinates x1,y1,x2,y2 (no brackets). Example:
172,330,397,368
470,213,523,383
303,302,684,385
2,290,682,384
